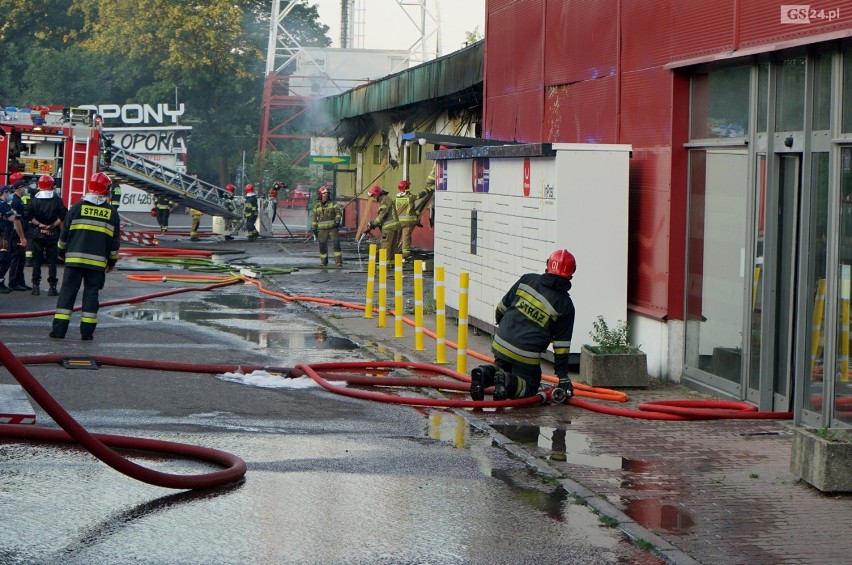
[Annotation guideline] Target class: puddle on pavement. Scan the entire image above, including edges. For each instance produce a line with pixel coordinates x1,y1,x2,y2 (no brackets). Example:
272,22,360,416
109,292,359,351
428,412,469,447
490,425,696,535
491,424,623,469
621,498,695,533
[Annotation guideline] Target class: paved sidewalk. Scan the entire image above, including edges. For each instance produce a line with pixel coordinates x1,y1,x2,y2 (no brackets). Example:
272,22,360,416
3,229,849,564
272,252,852,565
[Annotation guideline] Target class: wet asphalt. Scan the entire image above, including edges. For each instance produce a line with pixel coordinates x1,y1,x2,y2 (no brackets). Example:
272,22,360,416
0,211,664,564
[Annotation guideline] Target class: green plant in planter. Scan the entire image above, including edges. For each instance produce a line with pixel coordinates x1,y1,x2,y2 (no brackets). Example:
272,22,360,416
586,315,637,354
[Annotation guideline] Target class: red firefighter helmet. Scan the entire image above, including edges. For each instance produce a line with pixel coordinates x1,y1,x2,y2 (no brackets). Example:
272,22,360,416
225,183,235,193
318,185,330,197
88,172,112,195
9,172,24,184
397,180,411,192
545,249,577,280
37,175,55,190
368,185,384,199
244,184,254,194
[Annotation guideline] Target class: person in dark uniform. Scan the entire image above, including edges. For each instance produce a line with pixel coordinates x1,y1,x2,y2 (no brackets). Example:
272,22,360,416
154,194,174,233
243,184,258,240
7,174,31,291
469,249,577,401
50,172,120,340
27,175,67,296
0,184,27,294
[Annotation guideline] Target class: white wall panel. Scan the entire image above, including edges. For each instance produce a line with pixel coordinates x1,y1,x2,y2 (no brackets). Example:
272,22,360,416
434,144,632,355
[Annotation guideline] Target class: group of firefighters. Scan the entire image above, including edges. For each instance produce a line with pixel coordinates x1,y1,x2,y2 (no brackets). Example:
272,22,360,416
1,171,120,341
2,168,579,402
310,171,437,268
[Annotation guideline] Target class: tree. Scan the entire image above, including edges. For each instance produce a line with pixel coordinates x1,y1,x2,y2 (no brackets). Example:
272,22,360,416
2,0,332,187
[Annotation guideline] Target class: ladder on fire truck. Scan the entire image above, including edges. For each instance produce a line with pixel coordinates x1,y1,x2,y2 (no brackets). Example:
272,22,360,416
67,108,97,203
103,147,239,219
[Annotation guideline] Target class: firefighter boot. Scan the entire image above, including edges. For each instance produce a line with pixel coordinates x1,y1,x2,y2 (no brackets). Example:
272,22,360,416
31,286,40,296
48,285,58,296
470,364,496,401
469,366,485,401
492,367,509,401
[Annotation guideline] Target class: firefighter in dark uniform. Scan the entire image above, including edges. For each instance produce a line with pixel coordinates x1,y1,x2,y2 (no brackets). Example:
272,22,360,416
27,175,67,296
154,194,174,233
0,185,27,294
311,185,343,267
367,185,401,256
243,184,259,240
394,179,434,260
50,172,120,340
470,249,577,401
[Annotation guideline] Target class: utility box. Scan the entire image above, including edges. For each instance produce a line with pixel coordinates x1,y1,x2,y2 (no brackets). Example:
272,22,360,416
430,143,632,357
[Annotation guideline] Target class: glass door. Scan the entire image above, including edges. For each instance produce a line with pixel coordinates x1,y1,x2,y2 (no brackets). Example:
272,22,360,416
770,154,801,410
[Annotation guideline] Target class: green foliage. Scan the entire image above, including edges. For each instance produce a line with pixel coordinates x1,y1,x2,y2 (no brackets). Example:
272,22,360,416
0,0,332,186
587,316,634,354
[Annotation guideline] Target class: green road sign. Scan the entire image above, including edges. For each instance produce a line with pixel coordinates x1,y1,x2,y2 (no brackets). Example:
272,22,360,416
309,155,351,166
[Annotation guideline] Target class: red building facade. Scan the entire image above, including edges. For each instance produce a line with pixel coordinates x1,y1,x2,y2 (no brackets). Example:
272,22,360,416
483,0,852,426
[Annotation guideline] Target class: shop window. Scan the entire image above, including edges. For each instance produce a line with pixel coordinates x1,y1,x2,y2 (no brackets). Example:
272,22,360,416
775,57,805,132
813,53,832,131
691,67,750,139
757,64,769,133
837,148,852,425
842,51,852,132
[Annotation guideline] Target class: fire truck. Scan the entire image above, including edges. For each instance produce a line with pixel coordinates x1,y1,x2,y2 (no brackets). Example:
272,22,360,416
0,105,238,219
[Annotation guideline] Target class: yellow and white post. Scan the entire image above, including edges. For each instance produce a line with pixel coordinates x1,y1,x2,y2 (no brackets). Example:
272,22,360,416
414,260,424,350
394,254,404,338
810,278,827,378
842,265,850,382
456,272,470,375
435,266,446,364
378,248,388,328
364,243,377,318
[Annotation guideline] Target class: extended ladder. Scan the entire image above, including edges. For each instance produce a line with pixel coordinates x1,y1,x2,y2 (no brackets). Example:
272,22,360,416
105,147,239,219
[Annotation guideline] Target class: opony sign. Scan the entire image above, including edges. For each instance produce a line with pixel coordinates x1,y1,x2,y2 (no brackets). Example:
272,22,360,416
781,5,842,23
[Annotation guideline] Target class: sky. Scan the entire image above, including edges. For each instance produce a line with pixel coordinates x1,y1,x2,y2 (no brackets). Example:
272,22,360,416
309,0,485,56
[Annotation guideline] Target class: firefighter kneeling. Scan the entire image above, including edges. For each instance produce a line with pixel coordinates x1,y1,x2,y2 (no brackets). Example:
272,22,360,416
470,249,577,403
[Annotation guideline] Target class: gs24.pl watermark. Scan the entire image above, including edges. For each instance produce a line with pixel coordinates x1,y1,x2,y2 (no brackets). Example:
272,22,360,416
781,5,842,23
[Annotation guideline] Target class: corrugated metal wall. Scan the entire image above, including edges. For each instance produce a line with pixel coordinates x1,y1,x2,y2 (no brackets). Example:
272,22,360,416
484,0,852,319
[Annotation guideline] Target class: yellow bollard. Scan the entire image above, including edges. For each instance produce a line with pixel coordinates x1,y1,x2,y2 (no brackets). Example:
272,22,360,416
842,266,850,382
810,278,826,379
378,248,387,328
435,266,446,364
414,260,424,350
394,254,404,337
456,272,469,375
364,243,377,318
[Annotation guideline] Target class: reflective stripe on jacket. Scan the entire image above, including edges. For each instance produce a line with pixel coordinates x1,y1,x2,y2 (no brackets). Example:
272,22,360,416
312,200,342,230
58,201,121,270
370,194,400,231
492,272,575,377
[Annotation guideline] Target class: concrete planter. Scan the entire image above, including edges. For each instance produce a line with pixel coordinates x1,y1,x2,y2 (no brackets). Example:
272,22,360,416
790,427,852,493
579,345,649,388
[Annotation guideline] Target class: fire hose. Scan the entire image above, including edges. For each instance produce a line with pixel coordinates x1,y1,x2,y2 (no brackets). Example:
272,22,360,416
0,261,795,489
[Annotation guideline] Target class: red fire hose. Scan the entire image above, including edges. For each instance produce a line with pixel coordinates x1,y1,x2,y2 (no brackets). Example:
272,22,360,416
0,340,246,490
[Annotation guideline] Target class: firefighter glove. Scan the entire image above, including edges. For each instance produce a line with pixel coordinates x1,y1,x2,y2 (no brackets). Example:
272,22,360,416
313,229,319,238
557,376,574,399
